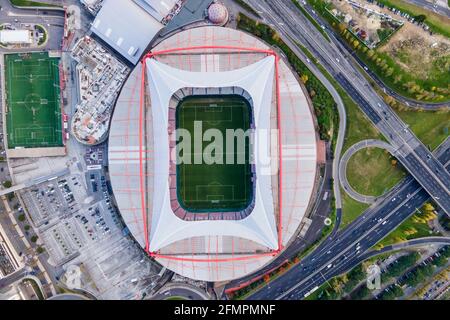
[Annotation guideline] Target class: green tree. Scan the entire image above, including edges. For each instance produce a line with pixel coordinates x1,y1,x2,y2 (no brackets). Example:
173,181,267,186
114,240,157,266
2,180,12,188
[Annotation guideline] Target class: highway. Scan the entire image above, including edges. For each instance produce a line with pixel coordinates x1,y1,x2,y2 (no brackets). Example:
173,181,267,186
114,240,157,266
404,0,450,18
302,1,450,110
247,0,450,215
248,137,449,299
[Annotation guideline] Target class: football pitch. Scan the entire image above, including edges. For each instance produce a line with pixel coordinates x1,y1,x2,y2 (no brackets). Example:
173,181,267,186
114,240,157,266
4,52,63,149
176,95,253,212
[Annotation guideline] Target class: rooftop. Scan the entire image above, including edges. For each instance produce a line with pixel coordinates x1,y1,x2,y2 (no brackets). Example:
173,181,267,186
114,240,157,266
90,0,164,65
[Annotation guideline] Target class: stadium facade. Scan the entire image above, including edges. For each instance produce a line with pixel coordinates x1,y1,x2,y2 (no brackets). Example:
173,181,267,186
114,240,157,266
108,27,318,282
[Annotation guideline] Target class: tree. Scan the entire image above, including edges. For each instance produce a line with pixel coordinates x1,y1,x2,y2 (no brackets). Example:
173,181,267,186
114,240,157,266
379,285,403,300
30,235,38,243
2,180,12,188
414,14,426,23
350,285,370,300
301,74,309,84
18,214,26,222
385,67,394,77
272,32,280,42
391,159,398,167
338,23,346,34
423,203,435,212
432,254,447,267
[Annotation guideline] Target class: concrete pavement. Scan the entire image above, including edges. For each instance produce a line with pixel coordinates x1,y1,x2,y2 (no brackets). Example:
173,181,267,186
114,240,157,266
256,0,450,214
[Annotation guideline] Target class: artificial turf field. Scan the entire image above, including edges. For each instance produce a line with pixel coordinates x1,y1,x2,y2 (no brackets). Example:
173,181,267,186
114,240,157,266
176,95,253,212
4,52,63,149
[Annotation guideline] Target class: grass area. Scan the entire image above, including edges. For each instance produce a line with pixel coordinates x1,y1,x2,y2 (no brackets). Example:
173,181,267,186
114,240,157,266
340,189,369,229
394,108,450,151
376,0,450,38
9,0,60,7
35,25,47,46
374,203,440,248
166,296,188,300
306,0,450,102
4,52,63,149
291,0,330,41
176,95,252,212
232,0,261,18
357,62,449,152
346,147,407,197
294,42,384,153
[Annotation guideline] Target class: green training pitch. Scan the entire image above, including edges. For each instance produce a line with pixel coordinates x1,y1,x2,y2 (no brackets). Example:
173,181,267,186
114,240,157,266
176,95,253,212
4,52,63,149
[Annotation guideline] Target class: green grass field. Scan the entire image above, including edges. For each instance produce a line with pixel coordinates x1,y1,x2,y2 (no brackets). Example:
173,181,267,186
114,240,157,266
176,95,253,212
347,147,407,197
5,52,63,149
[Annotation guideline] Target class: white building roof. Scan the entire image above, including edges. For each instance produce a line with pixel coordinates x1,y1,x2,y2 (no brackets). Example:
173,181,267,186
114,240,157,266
146,56,278,252
133,0,178,21
0,30,32,44
90,0,163,64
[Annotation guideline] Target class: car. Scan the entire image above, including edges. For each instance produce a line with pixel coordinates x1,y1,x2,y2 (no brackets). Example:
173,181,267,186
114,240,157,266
326,263,333,269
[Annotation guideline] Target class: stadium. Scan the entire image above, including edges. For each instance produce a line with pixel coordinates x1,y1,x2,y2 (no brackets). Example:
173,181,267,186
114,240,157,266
108,27,318,282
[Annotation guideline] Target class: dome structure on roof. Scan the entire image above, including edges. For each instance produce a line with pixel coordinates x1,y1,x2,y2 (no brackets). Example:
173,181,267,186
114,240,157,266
208,3,229,25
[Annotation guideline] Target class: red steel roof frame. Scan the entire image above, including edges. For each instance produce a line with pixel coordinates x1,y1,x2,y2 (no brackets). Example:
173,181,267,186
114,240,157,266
138,45,284,263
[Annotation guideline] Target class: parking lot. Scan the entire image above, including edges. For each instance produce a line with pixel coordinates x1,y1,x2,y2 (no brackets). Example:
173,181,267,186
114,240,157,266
21,175,85,227
19,168,127,268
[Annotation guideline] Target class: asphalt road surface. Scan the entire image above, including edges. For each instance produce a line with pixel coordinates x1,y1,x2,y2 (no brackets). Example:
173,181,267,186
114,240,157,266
247,137,449,299
247,0,450,215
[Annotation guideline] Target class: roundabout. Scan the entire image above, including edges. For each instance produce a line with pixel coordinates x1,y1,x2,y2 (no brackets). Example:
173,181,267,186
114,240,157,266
339,139,400,204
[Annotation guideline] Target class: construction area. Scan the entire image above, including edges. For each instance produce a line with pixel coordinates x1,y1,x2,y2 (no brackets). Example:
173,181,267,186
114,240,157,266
70,36,129,145
329,0,404,48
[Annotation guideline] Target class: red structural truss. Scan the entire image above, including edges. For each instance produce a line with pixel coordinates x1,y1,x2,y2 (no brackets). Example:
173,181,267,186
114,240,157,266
138,45,283,263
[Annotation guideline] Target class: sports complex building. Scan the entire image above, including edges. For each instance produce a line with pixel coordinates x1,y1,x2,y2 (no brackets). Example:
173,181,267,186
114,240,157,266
108,26,318,282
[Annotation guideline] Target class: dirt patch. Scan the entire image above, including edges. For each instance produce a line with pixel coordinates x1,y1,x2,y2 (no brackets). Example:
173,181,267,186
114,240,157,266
379,23,450,80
